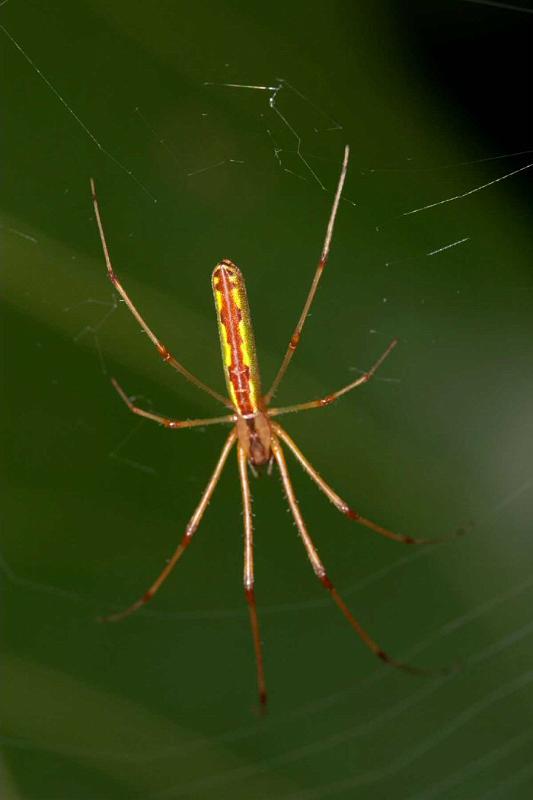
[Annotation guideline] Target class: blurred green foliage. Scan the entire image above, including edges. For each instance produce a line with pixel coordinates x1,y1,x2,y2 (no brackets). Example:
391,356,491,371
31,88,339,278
2,1,533,798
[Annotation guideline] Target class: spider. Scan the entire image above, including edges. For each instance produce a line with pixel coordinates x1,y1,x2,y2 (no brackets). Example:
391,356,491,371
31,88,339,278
90,146,459,709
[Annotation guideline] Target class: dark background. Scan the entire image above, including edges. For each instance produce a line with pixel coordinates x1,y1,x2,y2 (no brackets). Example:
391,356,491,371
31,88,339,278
2,1,533,798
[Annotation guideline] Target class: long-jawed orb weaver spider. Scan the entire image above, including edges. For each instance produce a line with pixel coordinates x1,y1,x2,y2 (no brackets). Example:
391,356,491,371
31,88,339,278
90,146,462,709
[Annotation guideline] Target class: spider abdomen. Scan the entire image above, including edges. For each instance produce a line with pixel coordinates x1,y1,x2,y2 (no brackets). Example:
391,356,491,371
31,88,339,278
212,259,263,418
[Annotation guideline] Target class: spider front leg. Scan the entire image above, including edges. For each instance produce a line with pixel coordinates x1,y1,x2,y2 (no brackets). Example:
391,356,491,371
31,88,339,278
238,445,267,710
90,179,231,409
100,429,237,622
265,145,350,404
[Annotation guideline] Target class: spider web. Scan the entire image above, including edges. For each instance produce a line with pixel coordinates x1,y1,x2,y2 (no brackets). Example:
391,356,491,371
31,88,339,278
2,1,533,799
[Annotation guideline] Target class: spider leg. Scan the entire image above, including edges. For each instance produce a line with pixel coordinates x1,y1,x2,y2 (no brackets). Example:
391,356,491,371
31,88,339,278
90,179,231,409
265,145,350,404
111,378,236,429
272,423,467,545
271,436,436,675
99,428,237,622
268,338,398,419
238,445,267,710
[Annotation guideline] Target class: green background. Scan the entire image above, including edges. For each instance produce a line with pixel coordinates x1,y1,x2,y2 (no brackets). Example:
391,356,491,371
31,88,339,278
3,1,533,798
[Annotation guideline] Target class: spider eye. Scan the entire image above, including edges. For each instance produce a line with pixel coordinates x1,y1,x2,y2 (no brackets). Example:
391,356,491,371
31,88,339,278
212,260,244,289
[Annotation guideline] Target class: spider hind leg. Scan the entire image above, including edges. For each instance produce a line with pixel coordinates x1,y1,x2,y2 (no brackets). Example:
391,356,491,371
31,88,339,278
271,435,437,676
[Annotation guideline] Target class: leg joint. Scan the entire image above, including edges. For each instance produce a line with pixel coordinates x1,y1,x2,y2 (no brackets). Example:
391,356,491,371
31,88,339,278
290,332,301,350
244,585,255,603
318,571,334,590
158,344,172,363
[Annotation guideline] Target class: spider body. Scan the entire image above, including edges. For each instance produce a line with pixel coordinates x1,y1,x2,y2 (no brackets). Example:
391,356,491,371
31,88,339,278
90,147,461,709
212,259,272,467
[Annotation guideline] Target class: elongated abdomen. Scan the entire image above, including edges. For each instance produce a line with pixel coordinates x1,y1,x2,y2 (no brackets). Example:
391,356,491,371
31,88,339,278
212,260,263,415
